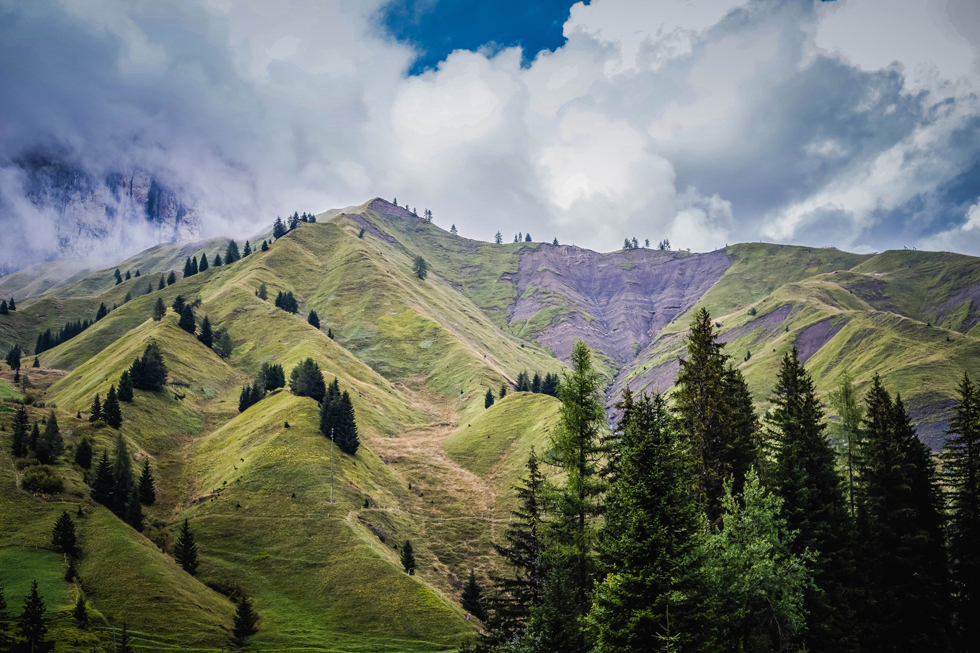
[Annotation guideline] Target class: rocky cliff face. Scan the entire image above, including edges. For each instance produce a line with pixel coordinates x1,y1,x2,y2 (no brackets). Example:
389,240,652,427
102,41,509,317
8,154,199,266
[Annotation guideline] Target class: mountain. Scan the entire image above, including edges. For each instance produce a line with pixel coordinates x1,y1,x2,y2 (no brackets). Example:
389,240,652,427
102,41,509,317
0,197,978,650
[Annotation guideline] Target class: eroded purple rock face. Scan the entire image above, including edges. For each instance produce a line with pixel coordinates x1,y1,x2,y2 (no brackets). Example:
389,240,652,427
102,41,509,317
507,245,734,365
368,198,418,221
795,316,847,362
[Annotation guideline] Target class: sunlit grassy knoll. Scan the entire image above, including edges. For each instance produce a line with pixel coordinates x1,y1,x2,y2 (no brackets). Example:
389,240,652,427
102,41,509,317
0,257,97,302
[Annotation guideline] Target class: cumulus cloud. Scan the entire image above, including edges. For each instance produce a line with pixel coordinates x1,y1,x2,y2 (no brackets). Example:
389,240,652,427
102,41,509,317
1,0,979,266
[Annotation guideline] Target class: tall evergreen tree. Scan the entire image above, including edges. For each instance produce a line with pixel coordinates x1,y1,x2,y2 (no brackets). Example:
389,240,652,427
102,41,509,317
5,343,22,370
260,363,285,390
413,255,428,280
10,405,29,457
72,595,88,627
75,437,93,469
89,394,102,422
29,422,40,452
158,276,166,290
171,295,185,315
944,372,980,646
335,391,359,456
238,385,253,413
213,253,223,266
118,370,134,402
516,370,530,392
183,257,194,278
125,485,144,532
232,593,259,643
103,385,123,429
485,388,495,409
96,302,109,321
199,251,209,272
125,270,131,280
138,458,156,506
51,510,78,557
857,376,949,650
18,581,48,653
289,358,326,402
590,391,704,653
35,410,63,464
401,540,416,574
178,304,195,334
0,300,6,315
307,310,320,329
462,570,487,620
174,518,199,575
152,297,166,321
538,339,606,652
273,216,287,239
243,240,252,256
90,451,114,505
130,342,168,391
261,240,269,251
768,348,856,651
829,371,864,518
112,433,133,516
225,240,241,263
198,315,213,348
167,270,177,285
531,373,541,393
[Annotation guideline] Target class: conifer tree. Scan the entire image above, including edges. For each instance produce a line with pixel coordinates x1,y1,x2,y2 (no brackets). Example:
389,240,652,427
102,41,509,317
172,294,185,314
499,384,507,399
590,392,704,653
118,370,134,402
450,224,458,235
243,240,251,256
29,422,40,452
32,356,39,368
857,376,949,650
261,240,268,251
103,385,123,429
307,310,320,329
495,231,503,244
89,394,102,422
96,302,109,321
413,255,428,280
199,252,209,272
158,276,166,290
289,358,326,402
213,253,222,266
167,270,177,285
198,315,213,348
51,510,78,557
401,540,416,574
273,216,287,239
111,433,133,514
553,238,559,245
225,240,241,263
829,371,863,518
35,410,63,464
10,405,29,457
190,256,198,275
531,373,541,393
944,372,980,645
125,270,131,280
90,451,114,505
114,269,122,284
516,371,530,392
485,388,495,409
178,304,195,334
239,385,253,413
768,348,856,651
462,570,487,620
260,363,285,390
539,340,606,652
64,556,78,582
72,595,88,627
232,593,259,643
18,580,48,653
5,343,22,370
138,458,156,506
152,297,166,321
214,329,233,359
7,296,14,310
130,342,167,391
0,300,6,315
250,378,266,406
125,485,144,532
75,437,93,469
145,282,152,295
257,282,268,301
336,391,359,455
174,518,199,575
183,257,194,278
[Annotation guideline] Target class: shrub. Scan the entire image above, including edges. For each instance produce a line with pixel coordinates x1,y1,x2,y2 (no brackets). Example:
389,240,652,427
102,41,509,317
22,465,64,494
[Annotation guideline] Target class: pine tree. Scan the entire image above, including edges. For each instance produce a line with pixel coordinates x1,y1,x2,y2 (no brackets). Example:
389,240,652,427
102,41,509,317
199,252,209,272
531,373,541,393
273,217,287,239
401,540,416,574
75,437,93,469
5,343,22,370
183,257,194,278
944,372,980,646
174,518,199,575
232,593,259,642
172,294,185,315
11,405,29,457
118,370,134,402
32,356,39,368
7,296,14,310
152,297,166,321
450,224,458,235
261,240,269,251
18,580,48,652
289,358,326,402
178,304,195,334
158,276,166,290
590,392,704,653
96,302,109,321
243,240,251,256
130,342,167,391
125,270,131,280
462,570,487,620
258,282,268,301
516,370,530,392
114,268,122,284
90,451,114,505
29,423,40,452
190,256,198,275
540,340,606,652
829,371,864,518
238,385,253,413
499,384,507,399
225,240,241,263
89,394,102,422
198,315,213,348
336,391,359,455
213,329,233,359
0,300,6,315
485,388,495,409
138,458,156,506
167,270,177,285
35,410,63,464
125,485,144,531
553,238,559,246
768,348,856,651
495,231,503,244
51,510,78,557
413,256,428,280
145,282,152,295
308,310,320,329
260,363,286,391
857,376,949,650
110,432,134,515
72,594,88,627
213,253,223,266
103,385,122,429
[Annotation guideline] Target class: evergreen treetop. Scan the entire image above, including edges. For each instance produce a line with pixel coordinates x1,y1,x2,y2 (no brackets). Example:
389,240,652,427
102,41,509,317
51,510,78,557
232,593,259,642
289,358,326,402
178,304,196,334
401,540,416,574
103,385,123,429
174,518,199,575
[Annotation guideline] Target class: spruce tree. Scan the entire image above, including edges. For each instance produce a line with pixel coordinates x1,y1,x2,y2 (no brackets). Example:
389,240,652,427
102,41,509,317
29,422,40,452
239,385,253,413
232,593,259,643
138,458,156,505
10,405,29,457
75,437,93,469
829,371,864,518
178,304,195,334
289,358,325,402
51,510,78,557
158,276,166,290
944,372,980,645
336,391,359,455
461,570,487,620
103,385,122,429
125,485,144,532
500,384,507,399
307,310,320,329
72,594,88,627
413,255,428,280
531,373,541,393
540,339,606,652
172,295,185,315
131,342,167,391
18,580,48,653
167,270,177,285
225,240,240,263
485,388,495,409
111,433,133,516
401,540,416,574
273,216,287,239
243,240,251,256
319,377,341,440
90,451,114,505
35,410,63,465
152,297,166,321
214,329,233,359
7,296,14,310
213,253,223,266
32,356,39,368
114,269,122,284
89,394,102,422
261,240,268,251
96,302,109,321
0,300,6,315
118,370,134,402
190,256,198,275
174,518,199,575
516,370,530,392
590,392,704,653
198,315,213,348
183,257,194,278
199,252,209,272
768,348,856,651
125,270,131,280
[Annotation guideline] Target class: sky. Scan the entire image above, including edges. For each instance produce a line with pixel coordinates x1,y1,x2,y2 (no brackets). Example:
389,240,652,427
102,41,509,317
0,0,979,259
